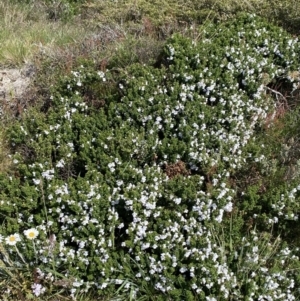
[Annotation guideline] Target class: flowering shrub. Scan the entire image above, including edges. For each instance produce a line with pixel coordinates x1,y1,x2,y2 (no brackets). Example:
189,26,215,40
1,13,300,300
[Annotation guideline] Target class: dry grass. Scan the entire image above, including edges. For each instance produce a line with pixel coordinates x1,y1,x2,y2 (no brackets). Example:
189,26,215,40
1,0,299,67
81,0,300,35
0,0,89,67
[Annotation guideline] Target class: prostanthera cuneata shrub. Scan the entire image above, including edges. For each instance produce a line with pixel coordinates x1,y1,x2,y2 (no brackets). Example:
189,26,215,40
1,14,300,300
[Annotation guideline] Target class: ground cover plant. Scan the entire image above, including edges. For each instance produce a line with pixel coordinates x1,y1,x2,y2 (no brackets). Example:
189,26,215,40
1,10,300,300
2,0,300,69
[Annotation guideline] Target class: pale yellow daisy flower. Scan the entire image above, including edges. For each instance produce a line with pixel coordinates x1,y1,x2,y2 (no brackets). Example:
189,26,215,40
5,233,21,246
24,228,39,240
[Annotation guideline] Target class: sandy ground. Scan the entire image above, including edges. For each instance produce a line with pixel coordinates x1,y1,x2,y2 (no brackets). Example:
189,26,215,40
0,64,35,101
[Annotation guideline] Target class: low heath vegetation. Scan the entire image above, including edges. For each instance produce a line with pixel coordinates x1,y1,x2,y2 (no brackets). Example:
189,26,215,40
0,3,300,301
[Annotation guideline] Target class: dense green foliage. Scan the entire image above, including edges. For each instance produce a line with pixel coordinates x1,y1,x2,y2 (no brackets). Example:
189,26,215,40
1,13,300,300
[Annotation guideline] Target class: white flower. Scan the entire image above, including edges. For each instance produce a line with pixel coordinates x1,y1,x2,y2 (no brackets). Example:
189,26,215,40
223,202,233,212
97,71,105,78
180,267,187,273
33,178,40,185
5,233,21,245
32,283,46,297
24,228,39,240
118,223,124,229
73,280,83,287
173,198,181,205
42,169,55,180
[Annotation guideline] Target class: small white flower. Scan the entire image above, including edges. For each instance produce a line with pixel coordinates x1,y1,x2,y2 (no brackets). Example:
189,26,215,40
73,280,83,287
24,228,39,240
5,233,21,246
118,223,124,229
180,267,187,273
56,159,65,168
32,283,46,297
97,71,105,78
42,169,55,180
33,178,40,185
115,279,123,285
223,202,233,212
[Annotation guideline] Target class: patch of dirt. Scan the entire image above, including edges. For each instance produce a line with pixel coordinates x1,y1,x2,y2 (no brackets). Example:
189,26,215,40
0,64,35,102
164,160,190,179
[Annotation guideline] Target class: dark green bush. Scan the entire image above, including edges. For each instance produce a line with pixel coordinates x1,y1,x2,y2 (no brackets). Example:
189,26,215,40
1,13,300,299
